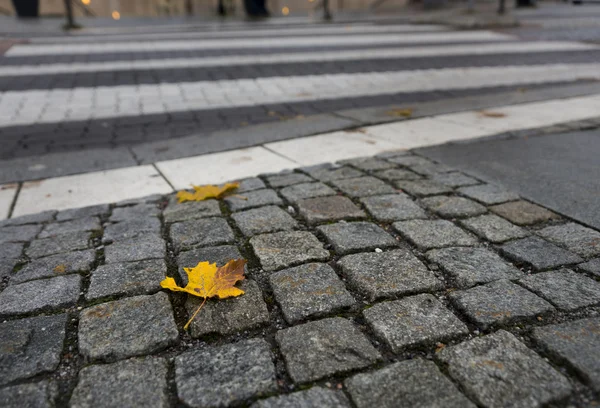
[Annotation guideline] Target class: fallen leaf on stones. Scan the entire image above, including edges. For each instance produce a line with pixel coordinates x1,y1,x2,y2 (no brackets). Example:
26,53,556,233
160,259,247,329
479,110,506,118
386,108,413,118
176,182,239,203
53,264,66,273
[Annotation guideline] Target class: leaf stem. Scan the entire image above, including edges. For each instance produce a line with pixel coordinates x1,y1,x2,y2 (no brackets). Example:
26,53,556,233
184,297,207,331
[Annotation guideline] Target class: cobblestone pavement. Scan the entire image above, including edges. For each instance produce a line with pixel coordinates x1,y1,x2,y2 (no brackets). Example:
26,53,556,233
1,151,599,407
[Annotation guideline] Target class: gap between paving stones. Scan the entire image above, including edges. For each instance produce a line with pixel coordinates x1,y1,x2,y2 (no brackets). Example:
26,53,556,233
1,149,599,407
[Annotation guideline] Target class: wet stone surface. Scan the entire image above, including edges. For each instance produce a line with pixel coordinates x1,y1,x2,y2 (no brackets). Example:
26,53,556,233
0,210,55,227
579,258,600,277
537,222,600,258
270,263,355,324
253,387,351,408
225,189,282,211
232,205,298,236
421,196,486,218
426,246,522,288
394,179,453,197
102,217,161,243
373,168,421,182
0,224,42,244
279,182,335,202
360,194,427,222
175,338,277,407
109,204,160,222
501,237,583,270
250,231,329,272
345,359,476,408
277,317,381,384
518,269,600,311
0,380,57,408
104,234,166,263
296,195,365,225
532,318,600,391
70,357,169,408
11,249,95,284
338,249,441,301
331,176,397,198
0,314,67,385
317,222,398,255
449,280,555,329
490,200,559,225
185,280,270,338
393,219,478,250
78,292,178,361
364,294,469,352
56,204,109,222
38,217,101,239
431,171,480,188
457,184,519,205
163,199,221,223
304,165,363,182
26,231,91,259
436,330,572,407
170,217,234,252
459,214,529,243
266,172,313,188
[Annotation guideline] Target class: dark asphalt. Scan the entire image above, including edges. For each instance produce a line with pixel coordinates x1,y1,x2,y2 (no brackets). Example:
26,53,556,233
418,129,600,230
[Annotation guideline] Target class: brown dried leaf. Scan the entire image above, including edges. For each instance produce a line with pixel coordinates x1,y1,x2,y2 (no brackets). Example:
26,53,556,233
479,110,506,118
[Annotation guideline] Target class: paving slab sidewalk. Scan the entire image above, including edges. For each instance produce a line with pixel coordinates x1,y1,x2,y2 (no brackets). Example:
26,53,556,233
0,151,599,407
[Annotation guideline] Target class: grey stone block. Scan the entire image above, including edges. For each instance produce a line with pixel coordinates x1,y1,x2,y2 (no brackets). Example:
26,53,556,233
177,245,243,285
338,249,441,301
102,217,161,243
339,157,395,171
0,258,17,279
490,200,559,225
318,222,398,255
394,179,453,197
297,196,365,225
38,217,101,239
304,165,363,182
373,168,421,181
532,318,600,391
170,217,233,252
26,231,91,259
460,214,529,243
163,199,221,223
115,194,163,207
538,222,600,258
364,294,468,352
345,359,475,408
0,380,57,408
331,176,396,198
422,196,486,218
0,242,23,260
458,184,519,205
232,205,298,236
0,314,66,385
501,237,583,270
519,270,600,311
270,263,355,324
276,317,381,383
360,194,427,222
225,189,282,211
266,173,313,188
450,280,554,329
110,204,160,222
70,357,169,408
87,259,167,301
386,155,438,168
250,231,329,272
0,210,55,227
280,182,336,202
56,204,109,222
175,338,276,407
0,224,42,244
426,247,522,288
237,177,266,193
252,387,351,408
436,330,572,407
104,234,166,263
0,275,81,316
12,249,95,284
431,172,480,188
579,258,600,277
185,280,270,338
78,292,178,361
393,219,477,250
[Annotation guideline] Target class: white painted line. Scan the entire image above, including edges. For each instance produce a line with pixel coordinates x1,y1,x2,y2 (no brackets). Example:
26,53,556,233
32,24,450,44
3,63,600,128
0,184,18,221
156,146,298,190
6,31,514,56
12,166,173,217
2,41,594,77
264,130,406,166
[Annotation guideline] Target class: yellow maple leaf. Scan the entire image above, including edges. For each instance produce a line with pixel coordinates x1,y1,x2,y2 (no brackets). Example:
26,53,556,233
176,182,240,203
160,259,246,329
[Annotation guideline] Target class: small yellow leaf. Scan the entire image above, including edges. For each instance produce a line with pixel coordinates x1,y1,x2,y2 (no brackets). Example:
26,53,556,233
176,182,239,203
479,110,506,118
386,108,413,118
53,264,66,273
